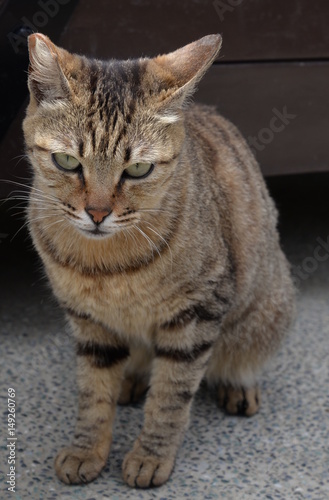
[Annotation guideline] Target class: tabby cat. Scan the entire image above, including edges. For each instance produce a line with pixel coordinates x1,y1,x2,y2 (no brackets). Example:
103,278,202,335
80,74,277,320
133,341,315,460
23,33,295,488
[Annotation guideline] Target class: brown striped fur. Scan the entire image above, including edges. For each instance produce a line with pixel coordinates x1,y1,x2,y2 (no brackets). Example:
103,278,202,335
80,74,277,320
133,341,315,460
23,33,295,488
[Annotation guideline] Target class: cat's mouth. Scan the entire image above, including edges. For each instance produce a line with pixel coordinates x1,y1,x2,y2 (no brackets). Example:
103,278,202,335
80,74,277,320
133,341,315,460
73,220,119,239
83,227,111,239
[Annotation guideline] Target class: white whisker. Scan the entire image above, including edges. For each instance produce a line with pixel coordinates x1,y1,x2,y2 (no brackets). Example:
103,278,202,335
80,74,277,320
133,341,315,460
133,224,162,262
13,154,29,167
28,213,61,224
3,180,59,204
124,226,143,257
10,220,31,241
138,208,172,215
146,223,173,273
42,218,65,232
9,210,29,217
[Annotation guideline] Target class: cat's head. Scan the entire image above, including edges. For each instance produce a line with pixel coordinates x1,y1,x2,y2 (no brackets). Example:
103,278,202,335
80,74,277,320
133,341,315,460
23,33,221,240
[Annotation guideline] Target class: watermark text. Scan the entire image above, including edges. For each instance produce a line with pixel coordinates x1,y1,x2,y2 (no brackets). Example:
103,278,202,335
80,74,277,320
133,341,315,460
247,106,297,157
7,0,72,54
213,0,245,21
7,388,16,493
292,235,329,286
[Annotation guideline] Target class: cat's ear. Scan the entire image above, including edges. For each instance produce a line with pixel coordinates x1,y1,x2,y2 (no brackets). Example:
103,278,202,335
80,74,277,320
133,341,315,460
27,33,71,103
152,34,222,107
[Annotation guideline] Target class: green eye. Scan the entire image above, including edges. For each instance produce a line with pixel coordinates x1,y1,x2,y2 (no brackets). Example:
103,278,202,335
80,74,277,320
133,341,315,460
52,152,81,171
123,162,154,179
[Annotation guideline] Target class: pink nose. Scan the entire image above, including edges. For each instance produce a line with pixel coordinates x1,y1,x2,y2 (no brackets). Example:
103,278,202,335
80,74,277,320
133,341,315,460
86,207,111,224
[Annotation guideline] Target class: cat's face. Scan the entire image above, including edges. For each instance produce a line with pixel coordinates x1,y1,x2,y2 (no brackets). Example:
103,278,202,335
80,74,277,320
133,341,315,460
24,59,185,240
23,34,221,240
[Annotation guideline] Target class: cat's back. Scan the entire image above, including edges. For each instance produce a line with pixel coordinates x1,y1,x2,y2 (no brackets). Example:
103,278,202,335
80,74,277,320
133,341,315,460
184,102,277,228
184,103,264,186
183,103,282,295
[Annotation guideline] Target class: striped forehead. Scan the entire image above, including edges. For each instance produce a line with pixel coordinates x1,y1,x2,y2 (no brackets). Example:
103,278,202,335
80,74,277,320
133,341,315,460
79,59,147,160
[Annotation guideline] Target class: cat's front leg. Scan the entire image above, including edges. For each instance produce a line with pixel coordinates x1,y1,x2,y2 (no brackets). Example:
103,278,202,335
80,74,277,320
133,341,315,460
123,314,220,488
55,314,129,484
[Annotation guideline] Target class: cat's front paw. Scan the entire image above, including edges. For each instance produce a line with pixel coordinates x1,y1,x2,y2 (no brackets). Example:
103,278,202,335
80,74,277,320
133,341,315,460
122,450,175,488
54,446,106,484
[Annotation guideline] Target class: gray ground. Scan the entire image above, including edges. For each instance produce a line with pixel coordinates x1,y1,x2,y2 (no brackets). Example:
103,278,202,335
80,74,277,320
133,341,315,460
1,173,328,500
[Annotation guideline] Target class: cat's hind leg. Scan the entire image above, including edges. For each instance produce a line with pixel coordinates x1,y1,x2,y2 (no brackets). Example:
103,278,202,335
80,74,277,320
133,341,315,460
206,286,294,417
217,383,260,416
118,346,153,405
206,335,262,417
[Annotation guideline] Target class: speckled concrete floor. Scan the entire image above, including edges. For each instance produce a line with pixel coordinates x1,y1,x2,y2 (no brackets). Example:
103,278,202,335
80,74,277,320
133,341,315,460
1,173,329,500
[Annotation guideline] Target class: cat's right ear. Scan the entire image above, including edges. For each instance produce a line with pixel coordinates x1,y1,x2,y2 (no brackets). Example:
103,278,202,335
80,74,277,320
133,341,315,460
27,33,71,104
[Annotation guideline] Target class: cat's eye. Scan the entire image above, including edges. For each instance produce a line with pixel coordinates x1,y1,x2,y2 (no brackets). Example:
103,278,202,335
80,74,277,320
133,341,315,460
123,162,154,179
52,152,81,171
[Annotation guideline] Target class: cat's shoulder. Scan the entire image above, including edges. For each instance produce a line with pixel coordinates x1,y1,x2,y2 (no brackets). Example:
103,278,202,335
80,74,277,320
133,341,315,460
184,103,240,137
184,103,248,158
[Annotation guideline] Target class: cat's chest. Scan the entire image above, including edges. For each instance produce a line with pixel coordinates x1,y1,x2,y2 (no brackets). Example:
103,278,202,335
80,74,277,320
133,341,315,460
51,264,170,339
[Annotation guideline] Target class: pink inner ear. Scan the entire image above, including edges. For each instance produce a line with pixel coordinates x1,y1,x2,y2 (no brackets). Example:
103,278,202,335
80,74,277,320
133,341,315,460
28,33,38,51
28,33,59,63
153,34,222,92
27,32,74,104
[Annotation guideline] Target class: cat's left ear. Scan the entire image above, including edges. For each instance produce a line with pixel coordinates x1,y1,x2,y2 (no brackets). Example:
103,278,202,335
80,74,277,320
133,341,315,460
27,33,71,104
151,34,222,107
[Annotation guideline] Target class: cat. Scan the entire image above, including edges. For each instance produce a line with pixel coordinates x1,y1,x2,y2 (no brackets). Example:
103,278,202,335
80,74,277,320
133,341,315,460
23,32,295,488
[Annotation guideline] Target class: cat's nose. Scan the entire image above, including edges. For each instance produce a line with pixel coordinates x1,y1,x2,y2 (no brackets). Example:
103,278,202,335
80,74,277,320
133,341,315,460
85,207,112,225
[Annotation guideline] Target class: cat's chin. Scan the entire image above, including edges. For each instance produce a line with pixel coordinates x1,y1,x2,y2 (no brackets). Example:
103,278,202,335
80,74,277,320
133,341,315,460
78,227,114,240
